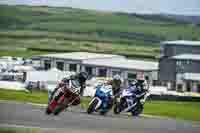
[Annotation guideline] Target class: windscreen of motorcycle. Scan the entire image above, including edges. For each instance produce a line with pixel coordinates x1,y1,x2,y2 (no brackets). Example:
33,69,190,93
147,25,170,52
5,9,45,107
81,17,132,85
99,84,113,96
69,80,81,94
122,88,134,97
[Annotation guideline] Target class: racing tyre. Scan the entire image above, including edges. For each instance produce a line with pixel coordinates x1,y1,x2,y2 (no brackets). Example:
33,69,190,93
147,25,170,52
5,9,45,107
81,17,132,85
113,103,121,114
99,111,106,115
54,105,65,115
45,107,52,115
114,98,126,114
131,104,144,117
87,99,99,114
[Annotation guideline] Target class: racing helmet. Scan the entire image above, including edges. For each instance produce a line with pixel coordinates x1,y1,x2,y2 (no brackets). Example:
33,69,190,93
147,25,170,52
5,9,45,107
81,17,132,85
113,74,121,80
130,79,137,87
59,77,69,87
61,77,69,83
112,74,122,83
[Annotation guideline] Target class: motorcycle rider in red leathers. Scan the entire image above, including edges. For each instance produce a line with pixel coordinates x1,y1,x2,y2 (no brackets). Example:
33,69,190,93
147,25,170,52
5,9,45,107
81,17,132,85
48,72,88,106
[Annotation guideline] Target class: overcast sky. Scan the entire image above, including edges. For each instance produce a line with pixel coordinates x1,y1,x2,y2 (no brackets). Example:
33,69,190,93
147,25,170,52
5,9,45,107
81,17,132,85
1,0,200,15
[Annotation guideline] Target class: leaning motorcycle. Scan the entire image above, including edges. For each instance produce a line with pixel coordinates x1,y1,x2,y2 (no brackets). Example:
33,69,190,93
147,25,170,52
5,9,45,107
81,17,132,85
113,87,150,116
87,84,113,115
45,80,81,115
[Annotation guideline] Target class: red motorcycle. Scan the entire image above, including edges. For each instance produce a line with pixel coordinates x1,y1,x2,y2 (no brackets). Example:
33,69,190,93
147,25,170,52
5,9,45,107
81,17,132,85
45,80,81,115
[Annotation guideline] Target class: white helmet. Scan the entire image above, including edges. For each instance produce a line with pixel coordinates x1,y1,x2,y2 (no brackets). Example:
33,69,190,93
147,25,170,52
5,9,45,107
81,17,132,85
113,74,122,81
130,79,137,86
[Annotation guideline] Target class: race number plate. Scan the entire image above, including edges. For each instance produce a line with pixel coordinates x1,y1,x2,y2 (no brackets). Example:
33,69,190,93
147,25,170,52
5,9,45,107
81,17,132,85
54,88,63,98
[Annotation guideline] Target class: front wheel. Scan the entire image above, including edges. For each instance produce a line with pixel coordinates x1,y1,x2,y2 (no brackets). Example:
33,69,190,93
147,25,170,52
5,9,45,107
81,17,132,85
53,105,66,115
45,107,52,115
87,98,99,114
54,96,69,115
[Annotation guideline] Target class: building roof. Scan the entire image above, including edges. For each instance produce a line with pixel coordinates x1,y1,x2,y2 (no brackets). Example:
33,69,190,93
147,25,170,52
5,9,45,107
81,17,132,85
161,40,200,46
38,52,124,61
171,54,200,61
83,59,158,71
183,73,200,81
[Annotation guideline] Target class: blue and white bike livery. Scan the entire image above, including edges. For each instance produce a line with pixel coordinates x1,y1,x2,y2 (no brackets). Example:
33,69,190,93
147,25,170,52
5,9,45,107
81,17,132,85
113,86,149,116
87,83,113,115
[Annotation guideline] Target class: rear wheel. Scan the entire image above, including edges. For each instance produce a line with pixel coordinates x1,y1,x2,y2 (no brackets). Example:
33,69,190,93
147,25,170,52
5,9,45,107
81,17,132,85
99,111,107,115
54,106,63,115
131,104,144,116
113,98,126,114
87,98,99,114
54,99,69,116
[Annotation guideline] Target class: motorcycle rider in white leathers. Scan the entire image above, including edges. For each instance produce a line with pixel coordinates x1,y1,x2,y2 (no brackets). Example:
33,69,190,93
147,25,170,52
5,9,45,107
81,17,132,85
127,72,149,106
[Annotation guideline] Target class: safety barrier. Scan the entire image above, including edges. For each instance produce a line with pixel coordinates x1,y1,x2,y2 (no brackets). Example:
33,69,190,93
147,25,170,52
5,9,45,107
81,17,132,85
148,94,200,102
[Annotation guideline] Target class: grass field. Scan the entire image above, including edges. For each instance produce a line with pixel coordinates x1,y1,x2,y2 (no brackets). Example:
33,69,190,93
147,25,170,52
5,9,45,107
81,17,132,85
0,89,48,104
0,128,38,133
0,4,200,60
0,89,200,121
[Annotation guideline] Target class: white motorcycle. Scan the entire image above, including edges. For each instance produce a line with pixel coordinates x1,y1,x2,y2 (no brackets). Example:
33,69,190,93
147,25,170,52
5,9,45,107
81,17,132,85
113,86,150,116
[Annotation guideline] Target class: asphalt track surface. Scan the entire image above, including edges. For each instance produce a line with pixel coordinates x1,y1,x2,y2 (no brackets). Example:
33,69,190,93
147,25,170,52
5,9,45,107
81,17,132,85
0,101,200,133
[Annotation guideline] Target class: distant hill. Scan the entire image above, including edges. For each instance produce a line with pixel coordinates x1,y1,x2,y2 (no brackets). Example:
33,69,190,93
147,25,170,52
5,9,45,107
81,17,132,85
0,4,200,60
162,14,200,24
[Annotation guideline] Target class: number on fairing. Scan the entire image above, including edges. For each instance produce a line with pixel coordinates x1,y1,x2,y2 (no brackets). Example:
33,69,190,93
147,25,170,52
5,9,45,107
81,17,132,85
54,88,62,97
122,89,133,97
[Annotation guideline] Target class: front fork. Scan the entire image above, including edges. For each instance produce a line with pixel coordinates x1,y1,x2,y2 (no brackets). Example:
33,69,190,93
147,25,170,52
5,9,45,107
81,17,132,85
48,90,53,103
89,97,102,111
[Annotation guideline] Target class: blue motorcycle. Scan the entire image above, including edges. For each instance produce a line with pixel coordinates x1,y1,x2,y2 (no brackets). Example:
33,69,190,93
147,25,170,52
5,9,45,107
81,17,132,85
87,83,113,115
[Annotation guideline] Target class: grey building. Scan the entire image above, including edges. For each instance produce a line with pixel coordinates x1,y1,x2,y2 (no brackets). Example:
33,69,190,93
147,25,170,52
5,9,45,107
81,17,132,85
36,52,125,72
35,52,158,87
159,40,200,92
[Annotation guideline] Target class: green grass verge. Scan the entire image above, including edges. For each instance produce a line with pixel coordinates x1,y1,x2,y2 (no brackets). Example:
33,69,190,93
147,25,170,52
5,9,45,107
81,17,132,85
143,101,200,121
0,89,48,104
0,128,38,133
0,89,200,121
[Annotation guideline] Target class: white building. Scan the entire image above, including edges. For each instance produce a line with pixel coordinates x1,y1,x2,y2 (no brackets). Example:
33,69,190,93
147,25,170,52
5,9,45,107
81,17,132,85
35,52,158,86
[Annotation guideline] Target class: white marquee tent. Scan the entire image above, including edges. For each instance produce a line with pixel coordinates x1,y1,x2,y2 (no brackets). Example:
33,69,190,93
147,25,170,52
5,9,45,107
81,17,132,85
14,65,36,72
